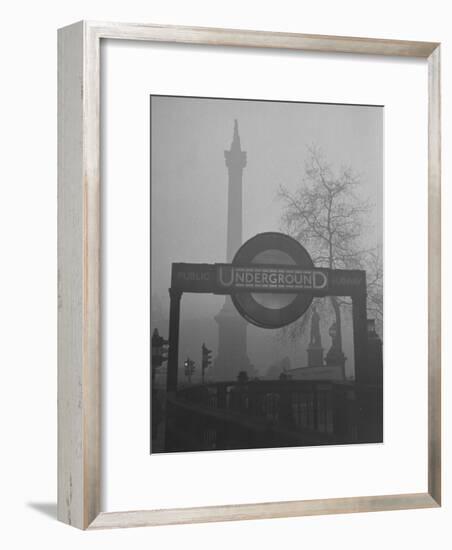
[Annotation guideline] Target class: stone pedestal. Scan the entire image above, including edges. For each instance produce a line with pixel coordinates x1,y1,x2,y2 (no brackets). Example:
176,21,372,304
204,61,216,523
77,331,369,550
325,347,346,368
325,346,346,381
307,345,324,368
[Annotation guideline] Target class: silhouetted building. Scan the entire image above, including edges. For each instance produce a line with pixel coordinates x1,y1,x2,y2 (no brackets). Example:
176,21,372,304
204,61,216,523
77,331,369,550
366,319,383,385
213,121,252,380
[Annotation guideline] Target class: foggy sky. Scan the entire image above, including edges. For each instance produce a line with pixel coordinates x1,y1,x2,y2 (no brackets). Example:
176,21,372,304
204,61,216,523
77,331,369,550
151,95,383,378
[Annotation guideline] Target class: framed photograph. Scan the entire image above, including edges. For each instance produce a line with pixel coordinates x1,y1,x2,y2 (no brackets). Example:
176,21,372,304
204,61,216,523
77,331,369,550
58,21,441,529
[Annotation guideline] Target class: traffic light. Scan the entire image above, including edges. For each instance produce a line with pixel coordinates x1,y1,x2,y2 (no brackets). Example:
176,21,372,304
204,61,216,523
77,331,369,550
201,343,212,383
184,357,195,383
151,328,169,378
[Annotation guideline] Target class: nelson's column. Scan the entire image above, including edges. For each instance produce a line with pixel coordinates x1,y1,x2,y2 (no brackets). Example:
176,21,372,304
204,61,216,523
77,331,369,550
213,120,253,381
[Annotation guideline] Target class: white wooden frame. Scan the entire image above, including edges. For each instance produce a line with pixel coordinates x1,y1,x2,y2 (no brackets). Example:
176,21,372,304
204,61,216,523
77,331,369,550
58,21,441,530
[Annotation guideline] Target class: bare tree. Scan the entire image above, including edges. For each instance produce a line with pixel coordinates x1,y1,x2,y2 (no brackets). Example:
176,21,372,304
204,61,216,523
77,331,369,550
278,145,382,349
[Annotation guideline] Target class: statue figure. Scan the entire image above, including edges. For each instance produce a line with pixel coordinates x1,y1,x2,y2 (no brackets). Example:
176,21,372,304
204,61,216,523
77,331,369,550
310,307,321,347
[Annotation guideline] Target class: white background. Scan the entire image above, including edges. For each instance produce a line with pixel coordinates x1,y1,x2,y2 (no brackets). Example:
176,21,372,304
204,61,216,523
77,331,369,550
104,41,428,510
0,0,450,548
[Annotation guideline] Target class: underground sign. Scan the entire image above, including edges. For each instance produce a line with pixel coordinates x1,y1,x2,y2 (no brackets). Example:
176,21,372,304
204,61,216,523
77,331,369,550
229,232,321,329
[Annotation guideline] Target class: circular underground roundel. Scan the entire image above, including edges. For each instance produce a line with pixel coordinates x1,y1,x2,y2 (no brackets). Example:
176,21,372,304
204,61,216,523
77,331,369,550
231,232,314,329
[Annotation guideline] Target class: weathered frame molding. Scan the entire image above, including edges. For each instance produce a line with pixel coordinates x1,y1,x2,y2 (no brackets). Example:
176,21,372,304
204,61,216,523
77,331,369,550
58,21,441,530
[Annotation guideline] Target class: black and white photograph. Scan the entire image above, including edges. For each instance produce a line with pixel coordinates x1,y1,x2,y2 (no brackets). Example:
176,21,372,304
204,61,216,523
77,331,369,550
3,4,444,544
150,95,383,454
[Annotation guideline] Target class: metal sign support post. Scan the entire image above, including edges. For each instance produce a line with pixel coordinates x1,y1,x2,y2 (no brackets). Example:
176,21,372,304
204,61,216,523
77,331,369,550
167,288,182,392
351,282,368,385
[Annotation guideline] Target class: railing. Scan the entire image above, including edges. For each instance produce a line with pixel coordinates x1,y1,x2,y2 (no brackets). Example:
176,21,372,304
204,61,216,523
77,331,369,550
163,379,382,453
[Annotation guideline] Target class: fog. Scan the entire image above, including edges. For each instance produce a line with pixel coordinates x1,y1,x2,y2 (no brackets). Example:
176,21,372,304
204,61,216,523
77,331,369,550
151,95,383,380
